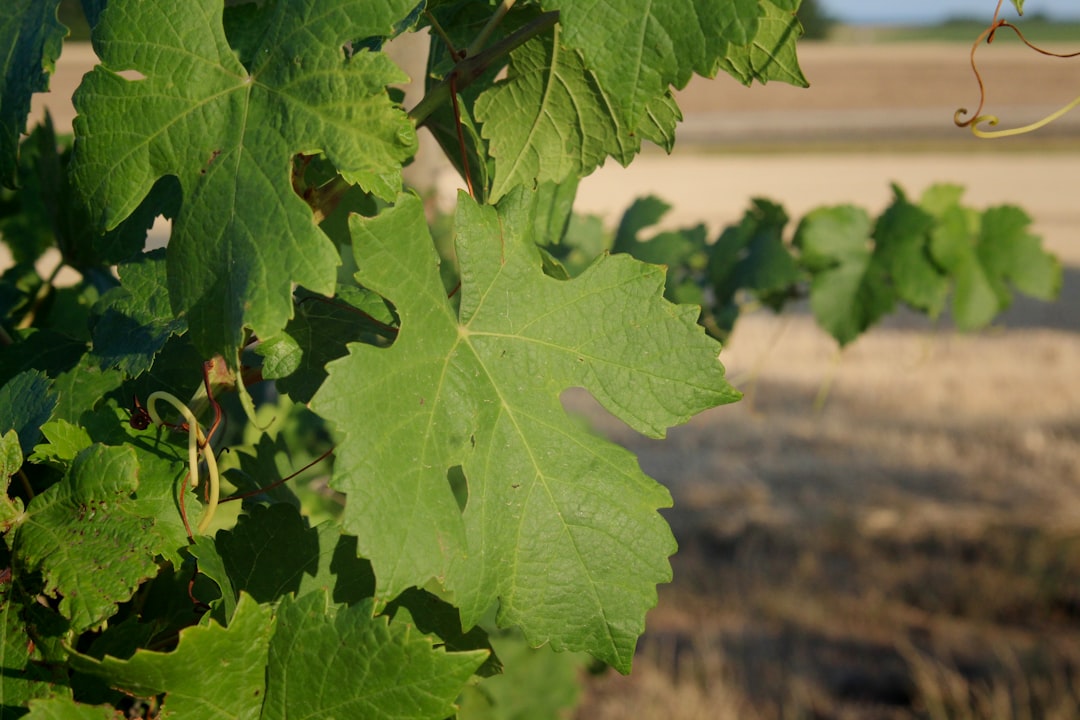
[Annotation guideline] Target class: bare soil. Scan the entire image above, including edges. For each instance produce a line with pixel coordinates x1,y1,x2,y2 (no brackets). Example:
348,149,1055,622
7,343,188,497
13,40,1080,718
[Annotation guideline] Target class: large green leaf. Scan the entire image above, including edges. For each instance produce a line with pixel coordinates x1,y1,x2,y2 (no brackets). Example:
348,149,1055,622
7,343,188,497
262,592,487,720
70,0,419,359
0,0,66,188
69,593,271,720
311,192,739,671
7,445,159,633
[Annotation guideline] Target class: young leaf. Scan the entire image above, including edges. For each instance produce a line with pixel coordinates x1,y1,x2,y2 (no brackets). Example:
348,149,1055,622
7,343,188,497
794,205,895,345
262,592,487,720
312,192,739,671
69,593,272,719
70,0,419,360
8,445,159,632
0,0,66,187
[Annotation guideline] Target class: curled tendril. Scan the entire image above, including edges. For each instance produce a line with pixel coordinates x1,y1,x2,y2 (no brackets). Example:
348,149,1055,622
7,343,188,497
956,0,1080,138
146,390,220,534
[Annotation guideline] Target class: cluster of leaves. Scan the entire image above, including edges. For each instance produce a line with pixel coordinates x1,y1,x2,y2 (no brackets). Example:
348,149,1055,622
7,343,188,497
553,184,1060,346
1,0,807,717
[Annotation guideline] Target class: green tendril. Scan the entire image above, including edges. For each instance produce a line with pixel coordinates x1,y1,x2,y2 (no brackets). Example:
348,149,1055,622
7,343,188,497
146,390,220,533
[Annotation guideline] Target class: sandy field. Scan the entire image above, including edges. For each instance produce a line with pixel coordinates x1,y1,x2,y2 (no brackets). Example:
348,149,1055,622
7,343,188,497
10,40,1080,717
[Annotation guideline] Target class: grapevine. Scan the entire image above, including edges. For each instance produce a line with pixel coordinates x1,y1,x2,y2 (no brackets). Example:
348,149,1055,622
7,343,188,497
0,1,1063,718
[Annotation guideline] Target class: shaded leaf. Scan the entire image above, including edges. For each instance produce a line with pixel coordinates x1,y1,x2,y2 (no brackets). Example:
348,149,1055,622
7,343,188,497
1,584,67,712
0,0,66,187
90,250,186,378
457,629,587,719
0,370,57,456
69,593,271,720
262,592,487,720
212,504,374,610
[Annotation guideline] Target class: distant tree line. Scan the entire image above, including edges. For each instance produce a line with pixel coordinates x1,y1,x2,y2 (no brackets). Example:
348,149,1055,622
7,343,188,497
798,0,835,40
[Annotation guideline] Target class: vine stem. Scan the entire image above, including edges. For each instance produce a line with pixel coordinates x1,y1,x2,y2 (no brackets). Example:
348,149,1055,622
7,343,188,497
409,10,558,127
220,447,334,504
15,262,65,331
955,0,1080,138
304,10,557,221
466,0,517,59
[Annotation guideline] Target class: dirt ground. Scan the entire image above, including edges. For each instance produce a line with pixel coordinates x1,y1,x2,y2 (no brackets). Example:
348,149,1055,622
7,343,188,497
12,40,1080,718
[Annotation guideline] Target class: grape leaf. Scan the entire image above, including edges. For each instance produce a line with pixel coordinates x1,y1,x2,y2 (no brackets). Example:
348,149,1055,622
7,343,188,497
262,591,487,720
25,697,119,720
70,0,419,360
1,579,67,711
0,0,66,188
311,192,739,671
89,250,187,378
872,187,948,317
794,205,895,345
709,198,801,316
716,0,808,88
7,445,159,633
0,429,20,481
928,201,1061,330
0,430,26,527
0,370,57,456
456,630,586,719
69,593,271,720
542,0,802,133
474,27,637,202
1012,0,1025,15
213,503,375,609
28,419,93,471
275,287,398,404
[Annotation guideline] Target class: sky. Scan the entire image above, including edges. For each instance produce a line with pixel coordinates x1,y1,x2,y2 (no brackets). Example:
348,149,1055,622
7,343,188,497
817,0,1080,25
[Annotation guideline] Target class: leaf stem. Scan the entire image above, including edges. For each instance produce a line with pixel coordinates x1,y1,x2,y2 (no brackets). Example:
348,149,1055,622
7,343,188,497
220,447,334,504
466,0,517,59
